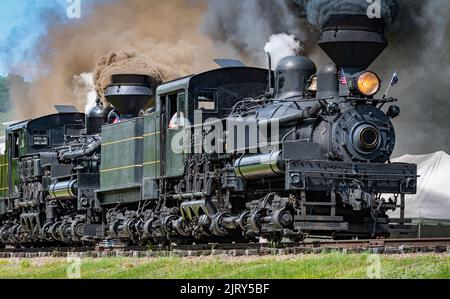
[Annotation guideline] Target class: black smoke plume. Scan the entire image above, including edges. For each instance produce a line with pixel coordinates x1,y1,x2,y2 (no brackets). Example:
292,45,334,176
295,0,401,28
4,0,449,155
203,0,450,155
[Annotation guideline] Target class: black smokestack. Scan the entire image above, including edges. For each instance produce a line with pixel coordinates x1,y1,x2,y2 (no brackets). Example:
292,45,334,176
105,74,158,119
318,14,388,71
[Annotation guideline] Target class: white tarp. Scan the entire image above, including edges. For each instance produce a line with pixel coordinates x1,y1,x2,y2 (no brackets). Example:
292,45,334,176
389,151,450,220
0,136,5,154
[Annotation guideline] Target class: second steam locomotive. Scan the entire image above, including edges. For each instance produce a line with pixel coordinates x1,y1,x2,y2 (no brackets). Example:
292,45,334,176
0,15,417,248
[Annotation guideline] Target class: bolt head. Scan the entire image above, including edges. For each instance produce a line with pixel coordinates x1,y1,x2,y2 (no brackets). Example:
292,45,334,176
291,174,301,184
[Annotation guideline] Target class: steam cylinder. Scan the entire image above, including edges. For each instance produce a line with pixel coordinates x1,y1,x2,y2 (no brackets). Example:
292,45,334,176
234,151,284,180
48,180,78,200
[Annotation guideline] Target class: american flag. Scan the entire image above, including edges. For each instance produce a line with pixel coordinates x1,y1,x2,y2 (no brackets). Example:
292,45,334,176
383,71,400,98
390,72,399,86
338,68,348,85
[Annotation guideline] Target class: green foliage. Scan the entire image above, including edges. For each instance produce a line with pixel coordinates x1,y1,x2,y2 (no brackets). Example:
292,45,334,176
0,76,9,113
0,112,10,134
0,74,26,134
0,253,448,279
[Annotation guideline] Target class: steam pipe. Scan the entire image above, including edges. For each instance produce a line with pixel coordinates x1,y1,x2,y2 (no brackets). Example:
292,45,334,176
258,101,324,128
267,53,273,92
60,139,101,160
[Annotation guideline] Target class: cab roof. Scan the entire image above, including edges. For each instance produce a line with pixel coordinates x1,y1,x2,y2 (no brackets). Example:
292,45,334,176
156,67,268,95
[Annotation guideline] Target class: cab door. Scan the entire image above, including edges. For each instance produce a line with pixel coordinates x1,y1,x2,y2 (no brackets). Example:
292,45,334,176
161,91,187,178
7,130,22,199
0,152,8,215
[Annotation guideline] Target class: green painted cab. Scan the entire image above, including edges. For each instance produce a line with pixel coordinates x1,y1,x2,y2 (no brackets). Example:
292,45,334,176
0,154,8,198
143,113,160,179
98,118,144,205
0,154,6,215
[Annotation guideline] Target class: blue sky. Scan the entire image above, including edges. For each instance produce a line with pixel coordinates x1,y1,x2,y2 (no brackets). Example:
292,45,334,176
0,0,100,78
0,0,29,75
0,0,66,76
0,1,29,42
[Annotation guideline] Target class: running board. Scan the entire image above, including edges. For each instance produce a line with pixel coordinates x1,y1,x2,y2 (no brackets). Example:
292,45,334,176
294,221,349,231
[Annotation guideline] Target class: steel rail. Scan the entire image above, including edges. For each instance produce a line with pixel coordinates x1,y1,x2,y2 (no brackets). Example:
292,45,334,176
1,238,449,258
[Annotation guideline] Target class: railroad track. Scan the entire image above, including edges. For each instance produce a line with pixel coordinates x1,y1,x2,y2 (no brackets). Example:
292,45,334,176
1,238,449,258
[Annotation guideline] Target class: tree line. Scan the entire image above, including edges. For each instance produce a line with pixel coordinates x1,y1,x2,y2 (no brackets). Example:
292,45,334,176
0,74,30,114
0,76,9,113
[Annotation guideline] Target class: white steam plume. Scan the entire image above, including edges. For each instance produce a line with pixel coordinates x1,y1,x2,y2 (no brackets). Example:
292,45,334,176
73,73,97,114
264,34,302,69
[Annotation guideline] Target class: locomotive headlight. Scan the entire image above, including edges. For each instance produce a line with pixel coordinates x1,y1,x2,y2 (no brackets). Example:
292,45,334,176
356,71,380,96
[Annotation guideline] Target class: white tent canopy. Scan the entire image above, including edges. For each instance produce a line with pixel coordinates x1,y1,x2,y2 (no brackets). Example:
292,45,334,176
390,151,450,220
0,136,5,155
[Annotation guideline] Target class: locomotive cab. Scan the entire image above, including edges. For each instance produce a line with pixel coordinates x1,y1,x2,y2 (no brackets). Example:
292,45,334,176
0,121,29,217
156,67,270,178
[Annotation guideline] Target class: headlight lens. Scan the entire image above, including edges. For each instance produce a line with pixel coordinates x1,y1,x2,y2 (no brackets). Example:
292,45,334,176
357,72,380,96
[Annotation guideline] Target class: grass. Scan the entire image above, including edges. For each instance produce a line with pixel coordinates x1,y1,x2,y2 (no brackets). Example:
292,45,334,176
0,253,449,279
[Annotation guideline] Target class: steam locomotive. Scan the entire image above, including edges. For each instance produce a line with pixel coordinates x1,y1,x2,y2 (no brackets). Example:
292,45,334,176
0,15,417,248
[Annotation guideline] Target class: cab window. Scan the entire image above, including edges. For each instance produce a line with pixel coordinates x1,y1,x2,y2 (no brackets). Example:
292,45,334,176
167,91,186,129
9,132,20,158
196,89,217,112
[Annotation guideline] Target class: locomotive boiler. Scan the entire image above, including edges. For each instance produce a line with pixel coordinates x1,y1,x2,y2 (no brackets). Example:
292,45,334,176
0,14,417,248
